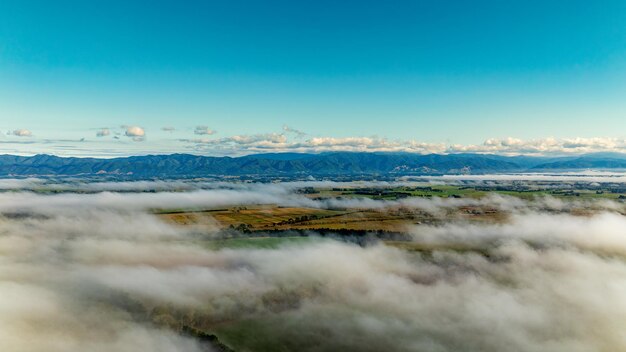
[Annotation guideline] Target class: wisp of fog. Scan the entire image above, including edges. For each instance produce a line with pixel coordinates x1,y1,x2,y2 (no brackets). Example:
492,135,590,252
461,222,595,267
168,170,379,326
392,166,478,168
1,181,626,351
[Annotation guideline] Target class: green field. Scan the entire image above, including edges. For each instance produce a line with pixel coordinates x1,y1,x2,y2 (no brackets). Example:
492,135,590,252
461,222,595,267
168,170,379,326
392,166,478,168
205,236,318,249
332,184,626,200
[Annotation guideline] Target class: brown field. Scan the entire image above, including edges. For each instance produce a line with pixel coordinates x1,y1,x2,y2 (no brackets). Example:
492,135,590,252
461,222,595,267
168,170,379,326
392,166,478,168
157,204,507,233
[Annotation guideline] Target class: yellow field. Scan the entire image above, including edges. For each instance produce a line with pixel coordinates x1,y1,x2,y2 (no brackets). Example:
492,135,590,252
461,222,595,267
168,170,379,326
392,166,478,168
157,204,507,233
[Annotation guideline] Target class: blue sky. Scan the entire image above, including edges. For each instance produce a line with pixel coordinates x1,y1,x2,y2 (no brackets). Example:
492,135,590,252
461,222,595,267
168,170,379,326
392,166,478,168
1,0,626,156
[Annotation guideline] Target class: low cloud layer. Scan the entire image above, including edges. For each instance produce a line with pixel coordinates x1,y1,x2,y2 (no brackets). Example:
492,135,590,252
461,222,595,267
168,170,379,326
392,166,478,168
419,170,626,183
0,179,622,216
0,210,206,352
2,186,626,351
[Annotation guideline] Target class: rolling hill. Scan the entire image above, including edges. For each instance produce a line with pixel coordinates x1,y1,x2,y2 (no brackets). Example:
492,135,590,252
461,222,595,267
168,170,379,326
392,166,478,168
1,152,626,178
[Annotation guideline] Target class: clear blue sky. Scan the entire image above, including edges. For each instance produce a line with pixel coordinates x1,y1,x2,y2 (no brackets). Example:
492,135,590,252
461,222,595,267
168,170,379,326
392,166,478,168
0,0,625,156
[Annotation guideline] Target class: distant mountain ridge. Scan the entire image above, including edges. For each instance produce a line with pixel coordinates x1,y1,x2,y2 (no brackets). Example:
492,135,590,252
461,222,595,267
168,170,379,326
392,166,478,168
1,152,626,178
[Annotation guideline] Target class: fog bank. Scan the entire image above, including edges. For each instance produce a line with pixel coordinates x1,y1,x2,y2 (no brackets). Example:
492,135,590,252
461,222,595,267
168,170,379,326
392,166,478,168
2,186,626,351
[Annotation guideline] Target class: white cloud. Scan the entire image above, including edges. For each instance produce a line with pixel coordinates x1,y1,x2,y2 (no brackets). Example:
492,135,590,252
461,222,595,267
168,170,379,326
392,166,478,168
124,126,145,141
5,124,626,157
185,134,446,154
11,129,32,137
230,133,286,144
448,137,626,155
125,126,145,137
193,126,215,135
181,134,626,156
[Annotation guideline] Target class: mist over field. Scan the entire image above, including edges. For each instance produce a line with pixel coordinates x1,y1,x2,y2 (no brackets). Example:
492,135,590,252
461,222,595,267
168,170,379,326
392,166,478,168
4,0,626,350
1,180,625,351
0,177,624,214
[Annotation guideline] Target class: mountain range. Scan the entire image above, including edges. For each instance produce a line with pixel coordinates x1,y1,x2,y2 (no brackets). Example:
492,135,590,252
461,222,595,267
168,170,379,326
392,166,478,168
2,152,626,178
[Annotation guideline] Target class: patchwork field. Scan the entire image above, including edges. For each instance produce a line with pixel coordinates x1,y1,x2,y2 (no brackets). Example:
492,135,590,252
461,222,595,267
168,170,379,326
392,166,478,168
158,204,507,234
156,183,623,239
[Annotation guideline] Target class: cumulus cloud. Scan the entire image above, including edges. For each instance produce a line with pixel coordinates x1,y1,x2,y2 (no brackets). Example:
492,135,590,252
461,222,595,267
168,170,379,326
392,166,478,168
3,124,626,157
11,129,32,137
449,136,626,155
193,126,215,135
96,128,110,137
181,133,289,152
184,133,445,154
3,186,626,351
179,131,626,156
124,126,145,141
